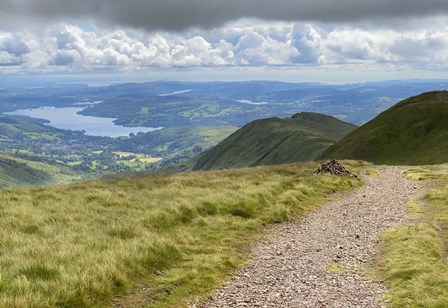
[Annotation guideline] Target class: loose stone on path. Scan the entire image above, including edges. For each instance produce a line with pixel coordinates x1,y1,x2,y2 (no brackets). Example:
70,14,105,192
201,166,421,307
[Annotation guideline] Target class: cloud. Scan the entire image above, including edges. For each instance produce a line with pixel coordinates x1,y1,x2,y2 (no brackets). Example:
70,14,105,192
234,31,299,65
0,34,30,66
1,37,29,56
53,49,81,66
0,22,303,71
2,20,448,73
1,0,448,31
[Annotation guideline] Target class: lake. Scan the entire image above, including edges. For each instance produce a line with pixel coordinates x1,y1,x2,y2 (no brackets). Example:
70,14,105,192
235,99,269,105
5,106,162,138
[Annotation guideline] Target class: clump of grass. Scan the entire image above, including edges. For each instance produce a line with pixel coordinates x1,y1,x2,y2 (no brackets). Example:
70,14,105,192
366,169,380,178
21,224,40,234
0,161,363,307
373,164,448,307
407,197,423,220
19,264,60,281
326,263,344,274
376,224,448,307
107,227,137,240
405,164,448,181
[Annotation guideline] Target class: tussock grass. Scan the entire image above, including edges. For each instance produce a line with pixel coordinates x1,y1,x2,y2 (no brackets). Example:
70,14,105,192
373,165,448,307
0,162,362,306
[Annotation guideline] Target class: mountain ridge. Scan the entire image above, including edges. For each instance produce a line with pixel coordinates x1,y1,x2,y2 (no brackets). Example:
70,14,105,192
193,112,357,171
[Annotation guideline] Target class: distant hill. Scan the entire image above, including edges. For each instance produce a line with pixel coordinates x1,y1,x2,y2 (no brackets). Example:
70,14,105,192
193,112,356,171
319,91,448,165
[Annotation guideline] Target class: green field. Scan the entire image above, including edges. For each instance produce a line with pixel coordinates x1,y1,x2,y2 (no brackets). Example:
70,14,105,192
0,161,362,307
113,152,162,163
108,152,163,171
373,164,448,306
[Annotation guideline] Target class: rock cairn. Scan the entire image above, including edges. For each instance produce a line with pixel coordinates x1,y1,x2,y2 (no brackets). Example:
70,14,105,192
315,159,357,177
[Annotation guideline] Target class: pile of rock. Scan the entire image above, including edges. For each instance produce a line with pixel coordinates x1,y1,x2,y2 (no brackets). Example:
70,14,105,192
315,159,357,177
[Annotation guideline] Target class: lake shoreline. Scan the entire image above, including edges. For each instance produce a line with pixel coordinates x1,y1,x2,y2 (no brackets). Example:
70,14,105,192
5,106,162,138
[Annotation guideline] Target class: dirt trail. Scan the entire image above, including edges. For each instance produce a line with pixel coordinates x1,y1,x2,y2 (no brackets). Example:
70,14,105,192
201,166,421,307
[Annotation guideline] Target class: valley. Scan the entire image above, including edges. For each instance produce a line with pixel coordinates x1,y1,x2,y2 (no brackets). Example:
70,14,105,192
1,80,447,185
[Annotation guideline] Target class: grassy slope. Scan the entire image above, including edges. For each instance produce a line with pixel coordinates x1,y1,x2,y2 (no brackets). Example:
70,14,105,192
0,155,52,187
193,112,356,171
0,154,81,187
0,114,56,137
373,164,448,307
0,161,363,307
320,91,448,165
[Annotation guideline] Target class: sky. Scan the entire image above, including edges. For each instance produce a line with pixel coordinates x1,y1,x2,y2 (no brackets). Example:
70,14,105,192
2,0,448,83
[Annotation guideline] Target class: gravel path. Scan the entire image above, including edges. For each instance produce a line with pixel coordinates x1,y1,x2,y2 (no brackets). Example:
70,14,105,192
202,166,421,307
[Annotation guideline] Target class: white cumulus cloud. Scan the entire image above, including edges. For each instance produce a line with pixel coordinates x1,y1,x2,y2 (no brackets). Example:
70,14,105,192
2,20,448,73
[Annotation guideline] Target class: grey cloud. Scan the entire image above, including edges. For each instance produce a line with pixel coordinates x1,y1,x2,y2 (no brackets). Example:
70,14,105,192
56,31,79,49
0,61,24,66
291,24,320,64
53,50,80,66
1,0,448,31
389,39,430,59
0,37,29,67
0,37,29,56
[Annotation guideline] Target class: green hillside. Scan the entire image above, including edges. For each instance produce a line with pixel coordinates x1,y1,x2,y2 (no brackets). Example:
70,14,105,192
319,91,448,165
0,154,82,187
0,161,362,307
0,155,53,187
193,112,357,171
